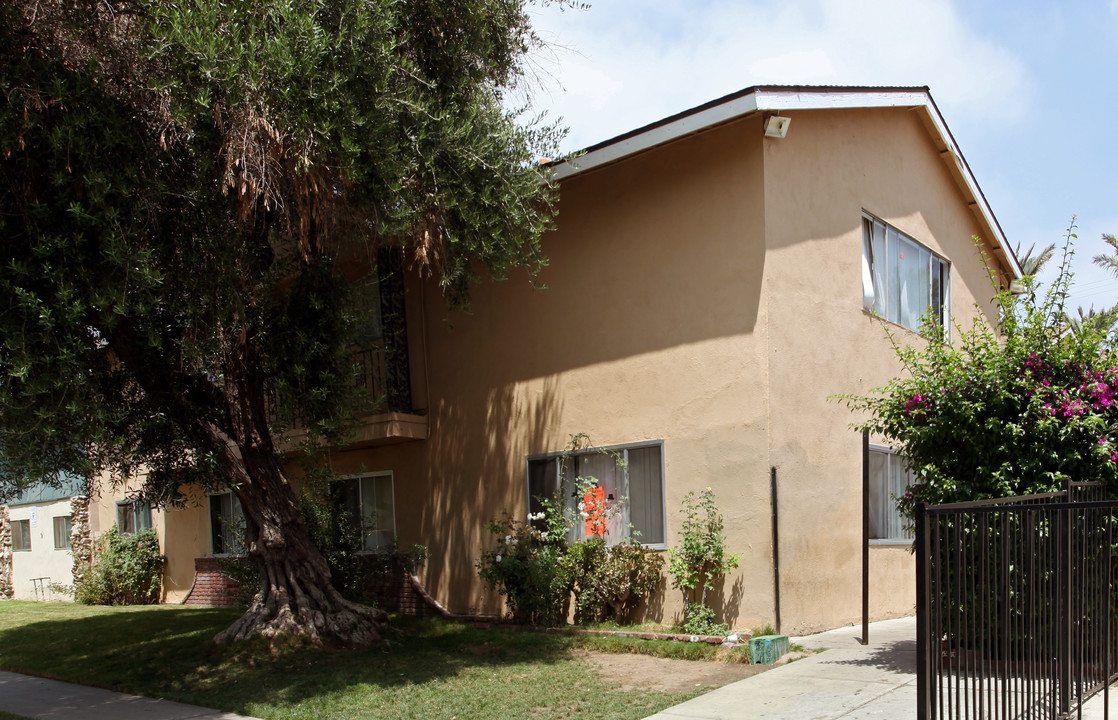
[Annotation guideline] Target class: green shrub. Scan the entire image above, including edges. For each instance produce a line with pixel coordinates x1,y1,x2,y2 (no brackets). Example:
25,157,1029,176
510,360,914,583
570,540,663,625
667,488,740,630
479,434,667,627
74,527,164,605
217,510,428,608
479,512,663,627
477,514,574,626
843,230,1118,511
679,604,729,636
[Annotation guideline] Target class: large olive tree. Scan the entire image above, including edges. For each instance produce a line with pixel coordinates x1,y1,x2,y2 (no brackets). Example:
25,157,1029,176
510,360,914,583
0,0,565,644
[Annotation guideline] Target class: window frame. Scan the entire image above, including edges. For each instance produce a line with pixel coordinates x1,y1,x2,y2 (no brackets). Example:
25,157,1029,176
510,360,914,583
11,518,31,551
208,491,246,557
525,439,667,549
861,212,951,336
331,471,397,552
867,443,916,545
115,500,152,536
53,516,72,550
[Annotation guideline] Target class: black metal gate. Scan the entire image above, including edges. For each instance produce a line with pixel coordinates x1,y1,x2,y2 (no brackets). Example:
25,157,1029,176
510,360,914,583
916,485,1118,720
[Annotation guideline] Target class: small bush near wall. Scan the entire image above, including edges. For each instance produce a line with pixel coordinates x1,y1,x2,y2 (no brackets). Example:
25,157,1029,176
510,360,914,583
478,514,575,626
73,527,164,605
478,506,664,627
667,489,741,635
569,540,663,625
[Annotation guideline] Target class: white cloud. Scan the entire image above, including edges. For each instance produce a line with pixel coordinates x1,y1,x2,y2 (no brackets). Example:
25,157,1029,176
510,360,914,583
525,0,1032,152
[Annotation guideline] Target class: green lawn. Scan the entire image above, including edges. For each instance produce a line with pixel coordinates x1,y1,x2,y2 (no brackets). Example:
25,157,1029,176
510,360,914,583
0,602,722,720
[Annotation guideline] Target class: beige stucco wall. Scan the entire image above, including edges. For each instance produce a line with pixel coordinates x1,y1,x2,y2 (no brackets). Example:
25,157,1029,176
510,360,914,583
152,104,1012,632
319,113,772,622
85,474,185,601
374,105,1008,631
759,106,1005,633
8,498,75,600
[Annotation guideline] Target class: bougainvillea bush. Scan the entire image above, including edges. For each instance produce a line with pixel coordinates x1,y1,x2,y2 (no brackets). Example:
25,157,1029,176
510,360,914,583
843,239,1118,515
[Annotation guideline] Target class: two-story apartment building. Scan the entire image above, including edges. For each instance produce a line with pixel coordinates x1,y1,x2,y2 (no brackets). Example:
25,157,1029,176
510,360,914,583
271,85,1019,634
3,85,1019,635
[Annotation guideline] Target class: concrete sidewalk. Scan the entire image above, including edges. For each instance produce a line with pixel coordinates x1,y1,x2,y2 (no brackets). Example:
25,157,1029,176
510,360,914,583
644,616,1113,720
0,670,262,720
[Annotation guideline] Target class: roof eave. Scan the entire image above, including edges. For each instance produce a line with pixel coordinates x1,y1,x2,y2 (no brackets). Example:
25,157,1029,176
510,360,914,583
549,85,1021,280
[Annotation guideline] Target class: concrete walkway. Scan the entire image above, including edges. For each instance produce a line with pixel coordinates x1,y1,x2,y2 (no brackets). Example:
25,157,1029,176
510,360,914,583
0,671,262,720
644,616,1113,720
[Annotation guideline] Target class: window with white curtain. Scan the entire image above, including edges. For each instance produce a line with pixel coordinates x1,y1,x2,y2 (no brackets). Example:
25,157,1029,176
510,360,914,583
862,214,950,334
868,446,915,542
527,442,666,547
53,516,72,550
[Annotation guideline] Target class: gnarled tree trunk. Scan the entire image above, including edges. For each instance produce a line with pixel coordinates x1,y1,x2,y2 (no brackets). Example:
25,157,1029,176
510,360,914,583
212,443,387,645
209,358,388,646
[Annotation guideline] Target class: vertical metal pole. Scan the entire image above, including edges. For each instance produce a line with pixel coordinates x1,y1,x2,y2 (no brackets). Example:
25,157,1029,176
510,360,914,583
916,502,929,720
1105,506,1112,720
771,465,781,634
862,429,870,646
1059,500,1072,716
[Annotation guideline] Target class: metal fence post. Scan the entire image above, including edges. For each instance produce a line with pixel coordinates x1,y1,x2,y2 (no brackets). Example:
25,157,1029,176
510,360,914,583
1059,501,1072,716
915,501,930,720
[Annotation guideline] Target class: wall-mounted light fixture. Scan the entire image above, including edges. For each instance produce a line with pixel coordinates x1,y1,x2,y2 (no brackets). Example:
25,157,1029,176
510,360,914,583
764,115,791,138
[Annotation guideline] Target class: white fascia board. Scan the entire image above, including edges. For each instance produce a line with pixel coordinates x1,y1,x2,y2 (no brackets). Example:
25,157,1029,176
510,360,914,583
551,88,925,180
753,88,932,111
551,94,760,180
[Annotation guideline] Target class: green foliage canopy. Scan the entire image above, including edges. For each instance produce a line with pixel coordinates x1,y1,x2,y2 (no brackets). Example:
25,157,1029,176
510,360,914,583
0,0,563,497
844,236,1118,513
0,0,568,642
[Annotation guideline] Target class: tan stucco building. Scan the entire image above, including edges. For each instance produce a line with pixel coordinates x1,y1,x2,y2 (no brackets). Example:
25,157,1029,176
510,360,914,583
2,86,1020,635
271,85,1018,633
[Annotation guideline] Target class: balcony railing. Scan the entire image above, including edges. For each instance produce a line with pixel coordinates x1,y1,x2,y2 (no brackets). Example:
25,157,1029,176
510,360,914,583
266,341,413,433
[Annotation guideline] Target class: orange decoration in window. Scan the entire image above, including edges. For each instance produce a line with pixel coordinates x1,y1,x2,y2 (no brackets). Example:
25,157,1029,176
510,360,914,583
584,486,606,536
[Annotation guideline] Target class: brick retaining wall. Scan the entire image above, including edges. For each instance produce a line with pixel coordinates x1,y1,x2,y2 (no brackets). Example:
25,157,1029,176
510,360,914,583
183,557,241,607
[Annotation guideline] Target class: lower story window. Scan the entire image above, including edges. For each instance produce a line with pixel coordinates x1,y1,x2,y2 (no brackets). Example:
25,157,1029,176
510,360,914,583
53,516,72,550
116,500,152,535
868,446,915,542
527,441,666,547
209,492,245,556
12,519,31,551
331,472,396,551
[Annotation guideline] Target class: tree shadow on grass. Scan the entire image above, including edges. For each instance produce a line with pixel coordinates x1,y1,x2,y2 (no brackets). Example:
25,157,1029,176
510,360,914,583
0,608,591,716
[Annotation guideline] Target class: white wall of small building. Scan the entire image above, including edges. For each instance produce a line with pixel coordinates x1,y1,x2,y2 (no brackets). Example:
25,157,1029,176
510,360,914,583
8,499,74,600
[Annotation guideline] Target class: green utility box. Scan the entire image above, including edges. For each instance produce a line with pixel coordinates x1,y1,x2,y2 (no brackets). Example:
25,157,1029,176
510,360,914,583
748,634,790,664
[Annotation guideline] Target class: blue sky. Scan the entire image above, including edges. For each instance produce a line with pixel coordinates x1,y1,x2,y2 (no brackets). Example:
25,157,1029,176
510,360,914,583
525,0,1118,312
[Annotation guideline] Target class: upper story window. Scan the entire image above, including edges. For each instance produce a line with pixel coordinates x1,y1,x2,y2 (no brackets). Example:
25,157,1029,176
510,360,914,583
862,214,950,334
116,500,152,535
527,441,666,548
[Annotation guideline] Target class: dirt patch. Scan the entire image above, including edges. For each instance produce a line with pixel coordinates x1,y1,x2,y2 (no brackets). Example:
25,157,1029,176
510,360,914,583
578,650,776,694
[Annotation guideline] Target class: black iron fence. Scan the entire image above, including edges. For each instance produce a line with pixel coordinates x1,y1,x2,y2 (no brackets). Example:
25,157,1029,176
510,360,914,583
916,484,1118,720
